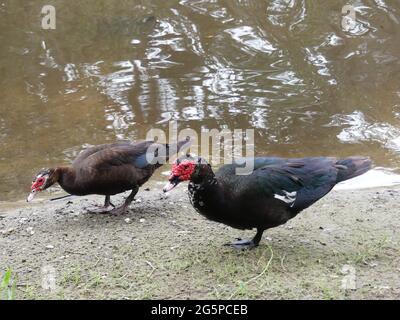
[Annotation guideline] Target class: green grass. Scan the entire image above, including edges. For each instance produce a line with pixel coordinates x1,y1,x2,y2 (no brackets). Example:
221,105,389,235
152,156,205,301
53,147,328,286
352,235,389,265
1,268,16,300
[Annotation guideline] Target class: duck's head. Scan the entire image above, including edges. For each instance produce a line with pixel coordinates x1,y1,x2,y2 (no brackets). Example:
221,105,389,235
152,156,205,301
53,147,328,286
27,168,58,202
163,154,211,192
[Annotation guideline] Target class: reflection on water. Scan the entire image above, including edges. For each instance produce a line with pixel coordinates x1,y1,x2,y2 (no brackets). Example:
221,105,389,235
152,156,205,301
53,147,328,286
335,167,400,190
1,0,400,201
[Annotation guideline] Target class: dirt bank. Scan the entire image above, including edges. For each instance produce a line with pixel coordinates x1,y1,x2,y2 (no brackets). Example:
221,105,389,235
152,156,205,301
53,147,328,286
0,182,399,299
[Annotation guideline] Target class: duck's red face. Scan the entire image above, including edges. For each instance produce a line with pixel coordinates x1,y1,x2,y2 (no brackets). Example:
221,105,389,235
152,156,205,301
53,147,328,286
31,176,46,191
163,160,196,192
27,169,54,202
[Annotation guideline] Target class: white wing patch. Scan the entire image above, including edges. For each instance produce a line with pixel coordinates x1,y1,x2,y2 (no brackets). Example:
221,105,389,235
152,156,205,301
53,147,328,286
274,190,297,207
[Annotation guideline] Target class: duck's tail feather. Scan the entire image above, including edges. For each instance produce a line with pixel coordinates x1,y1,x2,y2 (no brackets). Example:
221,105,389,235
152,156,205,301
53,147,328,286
335,156,372,183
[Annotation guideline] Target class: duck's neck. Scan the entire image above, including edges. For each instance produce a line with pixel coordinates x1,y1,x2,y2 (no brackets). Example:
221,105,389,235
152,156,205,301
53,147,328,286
55,166,78,195
188,171,222,214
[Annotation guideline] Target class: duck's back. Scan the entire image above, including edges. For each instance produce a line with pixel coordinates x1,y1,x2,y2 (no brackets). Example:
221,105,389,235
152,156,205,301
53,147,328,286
211,156,370,230
69,141,156,195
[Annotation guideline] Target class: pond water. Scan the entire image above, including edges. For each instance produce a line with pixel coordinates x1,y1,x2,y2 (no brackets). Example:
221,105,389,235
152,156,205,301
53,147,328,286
1,0,400,201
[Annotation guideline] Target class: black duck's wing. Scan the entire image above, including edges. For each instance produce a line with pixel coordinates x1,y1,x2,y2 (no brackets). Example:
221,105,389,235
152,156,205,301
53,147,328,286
255,157,339,211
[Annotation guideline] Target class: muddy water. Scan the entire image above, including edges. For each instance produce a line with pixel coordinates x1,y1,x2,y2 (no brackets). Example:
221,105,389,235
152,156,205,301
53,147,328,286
1,0,400,201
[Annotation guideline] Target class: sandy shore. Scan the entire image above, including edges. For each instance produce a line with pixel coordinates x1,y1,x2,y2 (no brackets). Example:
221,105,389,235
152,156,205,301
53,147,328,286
0,181,399,300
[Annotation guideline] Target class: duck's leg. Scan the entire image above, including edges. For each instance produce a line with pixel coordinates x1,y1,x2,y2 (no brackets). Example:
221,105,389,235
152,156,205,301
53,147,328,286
104,195,115,208
225,228,264,250
109,186,139,215
87,195,115,213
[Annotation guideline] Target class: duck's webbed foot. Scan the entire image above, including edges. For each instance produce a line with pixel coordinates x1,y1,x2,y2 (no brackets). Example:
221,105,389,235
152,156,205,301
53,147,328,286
108,205,129,215
224,229,264,250
104,195,116,208
108,186,139,215
86,195,115,214
225,238,258,250
86,205,114,214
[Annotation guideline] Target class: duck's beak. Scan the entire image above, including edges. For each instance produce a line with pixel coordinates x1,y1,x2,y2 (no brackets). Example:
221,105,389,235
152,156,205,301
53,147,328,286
27,190,37,202
163,176,180,193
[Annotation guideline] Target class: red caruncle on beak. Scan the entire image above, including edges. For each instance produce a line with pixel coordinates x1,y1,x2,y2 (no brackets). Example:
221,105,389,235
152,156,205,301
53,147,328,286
31,178,45,191
171,161,195,181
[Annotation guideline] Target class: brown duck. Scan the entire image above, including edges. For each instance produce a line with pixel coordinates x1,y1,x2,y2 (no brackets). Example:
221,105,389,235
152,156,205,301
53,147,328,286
28,138,190,214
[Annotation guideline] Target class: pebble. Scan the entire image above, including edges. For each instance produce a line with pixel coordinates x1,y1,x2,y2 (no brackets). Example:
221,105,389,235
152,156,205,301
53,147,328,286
139,218,146,223
26,227,35,235
124,218,131,224
1,228,15,235
45,245,54,249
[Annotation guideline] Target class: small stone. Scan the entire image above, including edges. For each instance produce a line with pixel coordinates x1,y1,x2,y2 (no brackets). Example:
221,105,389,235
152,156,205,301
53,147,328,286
139,218,146,223
124,218,131,224
26,227,35,235
46,245,54,249
1,228,15,235
135,199,142,203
